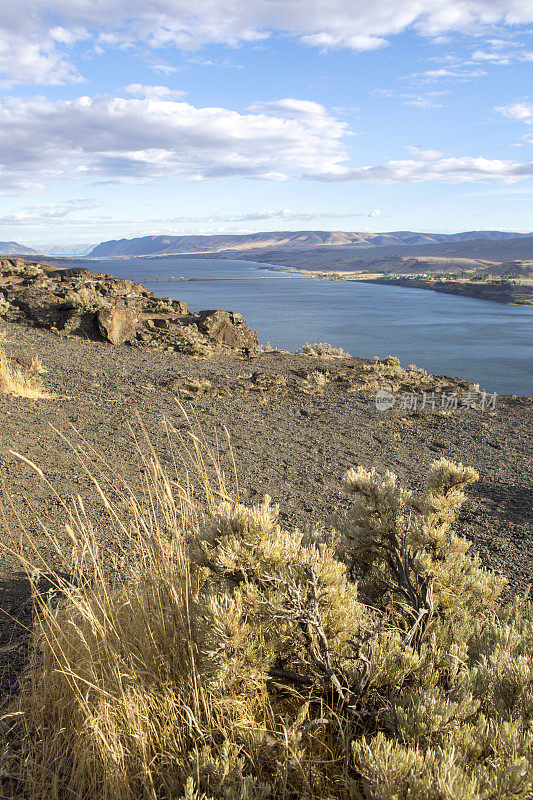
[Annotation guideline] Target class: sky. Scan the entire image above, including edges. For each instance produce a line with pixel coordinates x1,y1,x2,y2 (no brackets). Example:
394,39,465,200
0,1,532,248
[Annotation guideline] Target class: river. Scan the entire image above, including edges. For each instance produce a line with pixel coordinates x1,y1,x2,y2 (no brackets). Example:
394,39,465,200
48,256,533,395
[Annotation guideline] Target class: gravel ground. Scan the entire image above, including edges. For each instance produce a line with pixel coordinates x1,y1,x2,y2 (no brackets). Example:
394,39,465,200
0,320,531,695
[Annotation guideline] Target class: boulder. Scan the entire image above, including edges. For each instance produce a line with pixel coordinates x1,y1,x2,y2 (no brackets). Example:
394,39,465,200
96,307,138,345
196,309,258,349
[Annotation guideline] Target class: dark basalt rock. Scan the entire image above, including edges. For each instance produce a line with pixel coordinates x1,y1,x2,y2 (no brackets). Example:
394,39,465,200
0,257,258,355
197,309,259,349
97,307,138,345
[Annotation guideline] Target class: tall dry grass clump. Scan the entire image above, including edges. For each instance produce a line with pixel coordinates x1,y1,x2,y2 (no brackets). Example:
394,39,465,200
0,342,51,398
1,425,532,800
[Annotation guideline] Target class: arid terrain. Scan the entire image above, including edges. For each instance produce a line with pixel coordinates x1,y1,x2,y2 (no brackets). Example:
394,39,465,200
1,306,532,697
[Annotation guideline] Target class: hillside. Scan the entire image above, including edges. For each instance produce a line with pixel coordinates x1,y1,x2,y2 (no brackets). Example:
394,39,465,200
0,241,40,256
87,230,531,258
221,235,533,270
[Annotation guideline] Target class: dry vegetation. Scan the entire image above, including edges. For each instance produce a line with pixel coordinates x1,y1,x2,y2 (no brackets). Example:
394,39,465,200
0,419,531,800
0,341,51,399
362,355,428,381
299,342,350,358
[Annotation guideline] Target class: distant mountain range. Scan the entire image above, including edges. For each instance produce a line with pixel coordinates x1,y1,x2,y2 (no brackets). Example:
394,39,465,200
1,231,532,269
0,241,42,256
36,244,96,256
87,230,531,258
0,242,95,257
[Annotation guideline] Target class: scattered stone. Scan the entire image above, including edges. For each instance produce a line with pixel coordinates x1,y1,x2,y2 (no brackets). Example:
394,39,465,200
197,310,258,349
96,307,138,345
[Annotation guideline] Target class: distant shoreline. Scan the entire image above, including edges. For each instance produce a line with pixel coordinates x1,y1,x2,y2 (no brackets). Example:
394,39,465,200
357,276,533,306
11,252,532,306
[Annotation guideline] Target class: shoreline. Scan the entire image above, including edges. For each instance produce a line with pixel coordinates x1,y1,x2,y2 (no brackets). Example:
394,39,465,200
359,275,533,306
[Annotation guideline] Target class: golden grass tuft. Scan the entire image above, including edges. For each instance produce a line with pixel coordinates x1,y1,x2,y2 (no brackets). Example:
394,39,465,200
0,344,52,398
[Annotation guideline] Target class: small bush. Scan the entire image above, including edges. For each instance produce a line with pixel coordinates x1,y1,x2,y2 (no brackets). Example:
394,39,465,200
2,442,531,800
299,342,350,358
184,377,212,393
66,286,109,309
362,356,428,382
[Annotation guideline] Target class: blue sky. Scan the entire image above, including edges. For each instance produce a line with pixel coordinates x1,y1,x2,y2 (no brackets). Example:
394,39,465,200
0,1,532,247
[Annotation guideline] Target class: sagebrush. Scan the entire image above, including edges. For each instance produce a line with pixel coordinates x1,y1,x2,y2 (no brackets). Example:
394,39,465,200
299,342,350,358
1,431,531,800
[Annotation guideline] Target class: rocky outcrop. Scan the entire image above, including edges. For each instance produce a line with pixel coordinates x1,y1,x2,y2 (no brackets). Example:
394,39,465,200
197,310,259,348
0,257,259,355
96,307,138,345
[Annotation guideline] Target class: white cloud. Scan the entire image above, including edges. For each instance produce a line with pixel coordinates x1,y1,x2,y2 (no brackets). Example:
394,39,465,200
407,146,444,160
0,206,381,234
149,62,179,76
470,44,533,66
0,34,82,87
0,90,531,190
2,0,533,85
404,96,444,109
378,89,447,109
0,199,101,225
233,209,366,221
313,156,533,183
496,102,533,124
124,84,186,99
411,67,488,82
0,92,348,190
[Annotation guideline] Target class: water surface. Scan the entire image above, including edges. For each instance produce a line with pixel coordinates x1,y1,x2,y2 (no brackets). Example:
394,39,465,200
50,256,532,395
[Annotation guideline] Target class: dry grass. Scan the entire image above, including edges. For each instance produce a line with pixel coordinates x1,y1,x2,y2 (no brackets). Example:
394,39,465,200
0,344,52,398
0,419,531,800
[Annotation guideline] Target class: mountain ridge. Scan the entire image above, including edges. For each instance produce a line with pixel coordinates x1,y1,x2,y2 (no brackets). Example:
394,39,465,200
0,241,41,256
87,230,531,258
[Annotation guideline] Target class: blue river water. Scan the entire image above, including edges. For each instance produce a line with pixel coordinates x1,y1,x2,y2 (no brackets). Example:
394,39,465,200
50,256,533,395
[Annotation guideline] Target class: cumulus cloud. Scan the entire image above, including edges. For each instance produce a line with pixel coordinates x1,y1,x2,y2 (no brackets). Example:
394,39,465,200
2,0,533,84
0,91,348,190
0,34,82,87
0,90,531,190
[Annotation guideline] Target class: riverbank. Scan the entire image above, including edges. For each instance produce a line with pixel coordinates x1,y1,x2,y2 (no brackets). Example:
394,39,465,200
361,275,533,305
